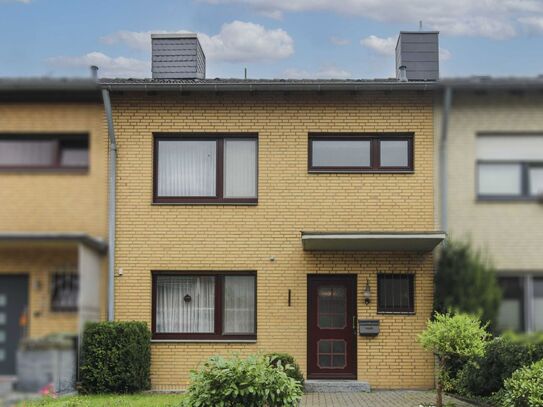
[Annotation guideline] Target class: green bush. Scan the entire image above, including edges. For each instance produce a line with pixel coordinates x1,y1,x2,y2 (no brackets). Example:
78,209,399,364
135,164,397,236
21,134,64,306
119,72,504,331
501,359,543,407
266,352,304,385
184,354,303,407
418,312,489,407
434,240,501,331
79,321,151,394
454,333,543,398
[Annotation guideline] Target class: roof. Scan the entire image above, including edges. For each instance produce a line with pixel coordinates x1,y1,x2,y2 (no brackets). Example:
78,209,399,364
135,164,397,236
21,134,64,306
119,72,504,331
99,78,437,92
0,232,107,253
442,76,543,90
0,77,99,91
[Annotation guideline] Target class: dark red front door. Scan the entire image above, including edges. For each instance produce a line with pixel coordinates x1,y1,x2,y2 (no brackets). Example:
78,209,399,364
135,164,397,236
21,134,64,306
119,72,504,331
308,275,357,379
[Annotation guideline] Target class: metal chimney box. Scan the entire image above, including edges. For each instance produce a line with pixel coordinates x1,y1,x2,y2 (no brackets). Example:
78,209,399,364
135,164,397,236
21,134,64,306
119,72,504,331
151,33,206,80
395,31,439,81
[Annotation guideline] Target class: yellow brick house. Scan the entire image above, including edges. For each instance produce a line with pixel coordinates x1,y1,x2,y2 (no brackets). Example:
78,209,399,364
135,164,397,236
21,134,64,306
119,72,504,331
102,32,444,390
0,78,109,378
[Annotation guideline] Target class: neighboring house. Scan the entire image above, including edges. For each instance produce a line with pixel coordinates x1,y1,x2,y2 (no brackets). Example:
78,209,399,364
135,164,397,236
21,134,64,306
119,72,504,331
0,79,108,377
101,32,444,390
436,78,543,332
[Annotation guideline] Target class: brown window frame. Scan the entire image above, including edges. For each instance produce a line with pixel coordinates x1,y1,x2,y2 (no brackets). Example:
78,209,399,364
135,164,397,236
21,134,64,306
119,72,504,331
153,133,258,204
377,273,415,314
50,272,79,313
0,133,89,171
151,271,257,340
308,133,414,173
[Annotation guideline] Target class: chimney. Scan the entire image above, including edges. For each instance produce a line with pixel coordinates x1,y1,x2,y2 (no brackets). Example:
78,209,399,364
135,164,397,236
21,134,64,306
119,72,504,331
151,33,206,80
395,31,439,81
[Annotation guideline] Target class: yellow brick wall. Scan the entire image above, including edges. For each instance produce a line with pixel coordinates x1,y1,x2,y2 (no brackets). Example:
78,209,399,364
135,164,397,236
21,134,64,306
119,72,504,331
0,102,109,333
112,91,436,390
435,91,543,271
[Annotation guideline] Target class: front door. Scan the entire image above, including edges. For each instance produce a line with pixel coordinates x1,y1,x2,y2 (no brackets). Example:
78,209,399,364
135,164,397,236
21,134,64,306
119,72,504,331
308,275,356,379
0,275,28,375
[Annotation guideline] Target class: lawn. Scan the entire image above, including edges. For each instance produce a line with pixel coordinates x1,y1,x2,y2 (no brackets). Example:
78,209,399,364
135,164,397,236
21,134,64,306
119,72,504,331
18,393,185,407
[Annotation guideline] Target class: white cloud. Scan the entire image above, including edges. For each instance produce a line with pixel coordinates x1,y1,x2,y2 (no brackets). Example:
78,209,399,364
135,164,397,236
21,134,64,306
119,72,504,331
439,47,452,61
199,0,543,39
282,66,351,79
360,35,396,56
518,16,543,33
47,52,150,77
101,20,294,63
329,36,350,46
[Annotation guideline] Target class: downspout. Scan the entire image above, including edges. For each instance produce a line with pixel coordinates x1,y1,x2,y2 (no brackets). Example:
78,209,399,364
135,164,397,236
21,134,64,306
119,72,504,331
101,87,117,321
439,86,453,234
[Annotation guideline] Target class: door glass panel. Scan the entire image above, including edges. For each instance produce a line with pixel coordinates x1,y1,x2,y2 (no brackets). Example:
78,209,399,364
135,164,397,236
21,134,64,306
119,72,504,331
0,331,5,343
318,286,346,329
534,278,543,331
0,294,5,307
318,340,346,369
0,313,5,325
497,277,524,332
0,349,4,361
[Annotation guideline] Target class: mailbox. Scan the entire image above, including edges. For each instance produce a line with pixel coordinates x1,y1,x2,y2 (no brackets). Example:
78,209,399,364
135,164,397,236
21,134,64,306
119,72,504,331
359,319,380,336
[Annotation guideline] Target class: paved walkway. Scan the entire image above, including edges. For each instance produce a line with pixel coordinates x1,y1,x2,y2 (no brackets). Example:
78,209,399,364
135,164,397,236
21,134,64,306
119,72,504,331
302,390,475,407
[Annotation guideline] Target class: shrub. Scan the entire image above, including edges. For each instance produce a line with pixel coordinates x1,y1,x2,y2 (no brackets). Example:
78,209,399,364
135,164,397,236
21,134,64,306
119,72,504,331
434,240,501,331
418,312,489,407
501,359,543,407
455,333,543,398
266,352,304,385
79,321,151,394
184,354,303,407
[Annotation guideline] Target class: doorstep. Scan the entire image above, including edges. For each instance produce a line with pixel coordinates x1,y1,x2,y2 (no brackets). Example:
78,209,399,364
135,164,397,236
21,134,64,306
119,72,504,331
304,380,371,393
0,376,16,397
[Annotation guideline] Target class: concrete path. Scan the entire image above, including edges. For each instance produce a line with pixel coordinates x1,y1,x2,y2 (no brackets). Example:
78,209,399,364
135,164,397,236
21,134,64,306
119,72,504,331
302,390,475,407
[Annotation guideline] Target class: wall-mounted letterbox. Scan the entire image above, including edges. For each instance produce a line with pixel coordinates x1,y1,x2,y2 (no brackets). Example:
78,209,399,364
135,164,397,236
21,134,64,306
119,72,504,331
359,319,380,336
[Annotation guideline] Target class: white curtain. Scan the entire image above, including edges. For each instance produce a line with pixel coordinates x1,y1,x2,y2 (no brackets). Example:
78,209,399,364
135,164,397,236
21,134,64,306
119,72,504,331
224,276,255,334
312,140,370,167
0,140,56,166
156,276,215,333
157,140,216,197
477,135,543,161
478,163,522,195
224,139,257,198
61,148,89,167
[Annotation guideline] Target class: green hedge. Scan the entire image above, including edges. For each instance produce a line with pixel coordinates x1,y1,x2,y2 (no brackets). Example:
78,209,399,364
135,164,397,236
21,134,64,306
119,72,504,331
266,352,305,385
454,333,543,398
79,321,151,394
501,359,543,407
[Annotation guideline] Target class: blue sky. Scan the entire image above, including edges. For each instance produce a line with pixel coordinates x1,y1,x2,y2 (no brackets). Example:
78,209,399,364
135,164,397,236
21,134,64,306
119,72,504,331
1,0,543,79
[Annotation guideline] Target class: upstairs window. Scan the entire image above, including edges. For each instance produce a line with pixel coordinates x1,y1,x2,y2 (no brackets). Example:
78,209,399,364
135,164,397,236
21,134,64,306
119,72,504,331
476,134,543,200
308,133,413,172
377,274,414,314
154,134,258,204
0,134,89,170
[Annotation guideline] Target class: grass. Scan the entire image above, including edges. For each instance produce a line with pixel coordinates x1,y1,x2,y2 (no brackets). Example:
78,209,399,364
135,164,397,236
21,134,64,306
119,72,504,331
17,393,185,407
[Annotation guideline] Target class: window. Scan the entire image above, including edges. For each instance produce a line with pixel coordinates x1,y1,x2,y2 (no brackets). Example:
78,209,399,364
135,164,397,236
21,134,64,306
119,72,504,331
476,134,543,199
533,278,543,331
0,134,89,170
51,273,79,312
308,133,413,172
497,277,524,332
152,272,256,340
154,134,258,204
377,274,414,313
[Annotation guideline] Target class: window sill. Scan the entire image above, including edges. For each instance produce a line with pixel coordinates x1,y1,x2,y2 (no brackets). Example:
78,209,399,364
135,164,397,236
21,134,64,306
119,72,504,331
308,170,414,174
377,311,416,316
151,339,257,344
477,196,541,202
0,167,89,174
152,202,258,206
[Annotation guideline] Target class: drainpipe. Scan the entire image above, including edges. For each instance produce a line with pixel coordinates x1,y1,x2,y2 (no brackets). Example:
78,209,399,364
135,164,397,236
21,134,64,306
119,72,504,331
101,87,117,321
439,86,452,234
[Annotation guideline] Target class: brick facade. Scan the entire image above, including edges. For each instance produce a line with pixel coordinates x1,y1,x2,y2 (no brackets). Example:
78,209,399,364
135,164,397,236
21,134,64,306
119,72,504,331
111,91,437,390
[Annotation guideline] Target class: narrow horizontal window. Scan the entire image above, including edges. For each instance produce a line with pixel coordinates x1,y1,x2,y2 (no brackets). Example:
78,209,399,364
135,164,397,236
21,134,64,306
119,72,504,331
0,134,89,170
51,272,79,312
154,134,258,204
308,133,413,172
152,272,256,340
377,274,414,313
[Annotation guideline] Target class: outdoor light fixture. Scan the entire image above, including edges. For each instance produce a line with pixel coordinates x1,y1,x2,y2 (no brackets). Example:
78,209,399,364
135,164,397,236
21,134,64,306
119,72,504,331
364,278,371,305
184,294,192,303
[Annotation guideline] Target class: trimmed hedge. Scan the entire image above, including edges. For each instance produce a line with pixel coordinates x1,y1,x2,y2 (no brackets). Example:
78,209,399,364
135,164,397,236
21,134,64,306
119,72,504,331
454,333,543,398
79,321,151,394
501,359,543,407
266,352,305,385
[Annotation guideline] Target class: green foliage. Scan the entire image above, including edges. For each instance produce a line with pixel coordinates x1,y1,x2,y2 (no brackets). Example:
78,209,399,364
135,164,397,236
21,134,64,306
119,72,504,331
265,352,304,385
20,393,184,407
184,354,303,407
79,321,151,394
434,240,501,330
454,333,543,398
502,360,543,407
419,312,489,407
